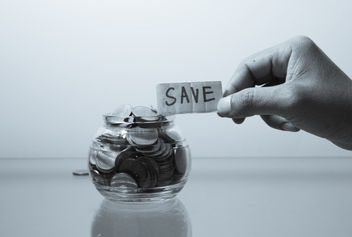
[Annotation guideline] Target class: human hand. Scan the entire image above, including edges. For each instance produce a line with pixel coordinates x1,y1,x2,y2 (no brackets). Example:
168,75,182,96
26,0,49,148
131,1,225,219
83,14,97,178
217,36,352,150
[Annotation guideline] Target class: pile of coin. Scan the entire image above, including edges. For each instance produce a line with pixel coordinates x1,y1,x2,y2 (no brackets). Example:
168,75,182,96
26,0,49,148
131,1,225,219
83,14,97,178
89,105,189,191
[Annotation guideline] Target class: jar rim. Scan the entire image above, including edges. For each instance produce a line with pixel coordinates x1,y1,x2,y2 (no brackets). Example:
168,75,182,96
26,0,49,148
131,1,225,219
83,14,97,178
103,113,175,125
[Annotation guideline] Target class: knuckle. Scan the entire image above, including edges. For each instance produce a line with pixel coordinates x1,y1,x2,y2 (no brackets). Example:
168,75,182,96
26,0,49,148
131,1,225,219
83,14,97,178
238,57,255,71
236,60,249,74
280,84,307,110
290,35,317,51
238,89,254,111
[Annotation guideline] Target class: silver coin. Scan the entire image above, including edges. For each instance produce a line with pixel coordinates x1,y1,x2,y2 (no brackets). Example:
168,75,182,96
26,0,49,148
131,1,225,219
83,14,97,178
110,172,138,191
148,140,166,158
97,132,128,146
104,115,125,125
112,104,132,118
132,106,159,121
150,142,172,160
89,150,97,166
89,167,110,185
163,127,182,141
160,143,173,158
135,139,161,154
163,143,174,158
72,169,89,176
96,150,119,173
127,127,158,146
109,144,128,152
132,106,157,117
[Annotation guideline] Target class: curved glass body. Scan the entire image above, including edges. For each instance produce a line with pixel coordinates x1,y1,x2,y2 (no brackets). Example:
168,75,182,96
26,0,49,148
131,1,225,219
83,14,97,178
89,114,191,202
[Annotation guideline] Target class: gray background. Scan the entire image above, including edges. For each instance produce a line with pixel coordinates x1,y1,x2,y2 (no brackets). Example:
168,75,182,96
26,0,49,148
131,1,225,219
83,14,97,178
0,0,351,158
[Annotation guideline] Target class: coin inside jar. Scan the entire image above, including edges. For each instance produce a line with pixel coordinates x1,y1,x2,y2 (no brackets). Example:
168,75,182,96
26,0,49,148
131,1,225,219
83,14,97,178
127,127,158,146
96,150,119,173
113,104,133,118
132,106,159,121
110,172,138,191
135,139,161,155
104,105,133,125
174,146,189,175
115,147,141,169
89,150,97,166
116,157,152,188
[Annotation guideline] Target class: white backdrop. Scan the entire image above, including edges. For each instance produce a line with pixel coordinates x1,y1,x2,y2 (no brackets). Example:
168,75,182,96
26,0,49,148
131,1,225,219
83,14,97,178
0,0,351,158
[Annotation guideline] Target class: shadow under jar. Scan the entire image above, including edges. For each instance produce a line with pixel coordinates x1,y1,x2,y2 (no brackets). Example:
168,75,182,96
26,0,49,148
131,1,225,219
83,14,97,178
89,112,191,202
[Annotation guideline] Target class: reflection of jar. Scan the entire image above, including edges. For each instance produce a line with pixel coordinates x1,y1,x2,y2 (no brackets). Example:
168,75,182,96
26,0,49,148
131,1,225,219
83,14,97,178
89,110,191,202
91,198,192,237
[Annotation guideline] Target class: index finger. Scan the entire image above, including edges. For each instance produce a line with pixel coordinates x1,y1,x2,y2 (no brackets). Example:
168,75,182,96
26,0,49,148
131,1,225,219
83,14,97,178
224,41,293,96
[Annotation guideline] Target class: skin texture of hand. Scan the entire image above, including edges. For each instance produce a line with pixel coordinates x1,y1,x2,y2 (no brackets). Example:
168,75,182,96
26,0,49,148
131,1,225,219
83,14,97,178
217,36,352,150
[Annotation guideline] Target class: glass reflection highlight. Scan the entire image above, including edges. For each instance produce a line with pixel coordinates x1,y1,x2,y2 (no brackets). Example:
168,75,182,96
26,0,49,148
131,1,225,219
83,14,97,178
91,198,192,237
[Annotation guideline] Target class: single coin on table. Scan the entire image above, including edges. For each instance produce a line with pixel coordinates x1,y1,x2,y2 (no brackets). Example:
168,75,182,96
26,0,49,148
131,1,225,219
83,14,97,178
72,169,89,176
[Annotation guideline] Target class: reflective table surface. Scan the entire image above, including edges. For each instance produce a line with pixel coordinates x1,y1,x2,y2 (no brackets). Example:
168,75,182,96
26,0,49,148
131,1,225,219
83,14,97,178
1,157,352,237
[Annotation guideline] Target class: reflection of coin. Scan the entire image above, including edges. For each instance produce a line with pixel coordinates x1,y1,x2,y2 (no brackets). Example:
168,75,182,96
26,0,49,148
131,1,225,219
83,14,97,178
110,172,138,191
127,127,158,146
96,150,118,173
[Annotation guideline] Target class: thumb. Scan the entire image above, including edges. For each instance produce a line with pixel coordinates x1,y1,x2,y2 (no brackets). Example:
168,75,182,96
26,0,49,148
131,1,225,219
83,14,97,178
217,86,287,118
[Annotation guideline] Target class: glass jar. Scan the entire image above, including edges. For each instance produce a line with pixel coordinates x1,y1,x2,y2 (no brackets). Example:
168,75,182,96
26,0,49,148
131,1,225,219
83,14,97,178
88,107,191,202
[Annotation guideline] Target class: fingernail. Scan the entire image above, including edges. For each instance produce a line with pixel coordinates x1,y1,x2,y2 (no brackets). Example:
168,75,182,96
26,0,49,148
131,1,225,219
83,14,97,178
217,96,232,116
281,123,300,132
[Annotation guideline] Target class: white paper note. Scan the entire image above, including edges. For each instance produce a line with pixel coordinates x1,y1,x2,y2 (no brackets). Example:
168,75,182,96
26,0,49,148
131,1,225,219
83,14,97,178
156,81,222,115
